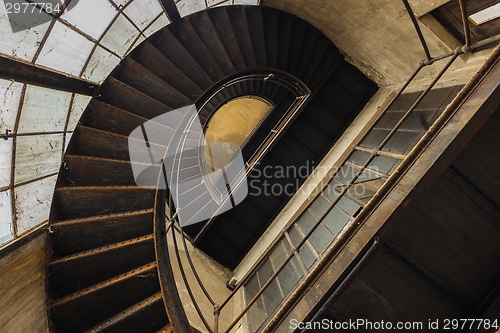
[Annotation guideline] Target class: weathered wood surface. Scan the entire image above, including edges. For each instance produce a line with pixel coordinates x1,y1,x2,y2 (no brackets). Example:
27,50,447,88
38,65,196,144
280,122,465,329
0,234,50,333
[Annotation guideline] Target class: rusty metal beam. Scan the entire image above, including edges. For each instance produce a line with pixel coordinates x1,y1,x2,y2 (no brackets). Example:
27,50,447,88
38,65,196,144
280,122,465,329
459,0,471,48
160,0,181,22
0,55,98,96
154,190,192,333
402,0,432,61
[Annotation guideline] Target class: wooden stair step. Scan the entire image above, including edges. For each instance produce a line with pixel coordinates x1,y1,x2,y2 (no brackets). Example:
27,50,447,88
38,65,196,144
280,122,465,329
50,263,160,333
115,58,192,110
55,186,156,220
50,209,154,258
82,293,167,333
48,235,156,298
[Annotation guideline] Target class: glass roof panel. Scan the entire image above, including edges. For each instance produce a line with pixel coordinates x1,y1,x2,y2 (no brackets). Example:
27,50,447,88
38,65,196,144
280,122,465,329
0,4,52,61
0,190,13,246
209,0,231,6
124,0,163,31
144,13,170,37
15,174,57,235
177,0,207,18
0,79,23,134
0,138,13,188
60,0,118,39
64,132,72,151
17,85,72,133
234,0,259,4
36,21,96,76
14,134,63,185
112,0,132,8
82,45,121,83
67,94,92,132
127,35,146,56
100,13,141,57
0,0,257,246
469,3,500,25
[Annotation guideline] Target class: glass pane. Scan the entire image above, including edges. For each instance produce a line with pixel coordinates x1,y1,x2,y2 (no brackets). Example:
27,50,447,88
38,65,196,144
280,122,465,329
262,279,283,315
67,94,92,132
100,14,140,57
288,225,316,269
276,259,300,296
0,138,13,188
176,0,207,17
347,151,371,167
368,156,398,175
338,196,362,216
323,179,343,201
382,130,420,154
124,0,164,31
296,209,318,235
61,0,118,39
14,134,63,185
0,79,23,134
258,258,275,285
269,240,287,269
36,21,95,76
245,271,266,333
309,195,331,218
400,109,438,132
128,35,146,56
289,224,303,245
360,128,389,149
247,298,266,333
470,3,500,25
144,14,171,37
334,164,358,184
17,85,72,134
270,240,301,296
323,206,350,235
112,0,131,8
373,110,404,130
15,175,57,234
0,190,14,245
0,6,52,61
65,133,73,152
308,222,334,254
245,272,261,303
299,241,317,270
355,168,380,183
282,238,304,278
82,46,121,84
234,0,259,4
349,178,386,205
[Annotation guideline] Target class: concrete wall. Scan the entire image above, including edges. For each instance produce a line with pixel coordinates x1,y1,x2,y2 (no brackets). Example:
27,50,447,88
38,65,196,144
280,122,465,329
168,230,244,333
0,233,50,333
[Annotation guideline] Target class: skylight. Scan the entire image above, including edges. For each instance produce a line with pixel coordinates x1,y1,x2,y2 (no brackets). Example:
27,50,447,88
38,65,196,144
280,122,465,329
469,3,500,25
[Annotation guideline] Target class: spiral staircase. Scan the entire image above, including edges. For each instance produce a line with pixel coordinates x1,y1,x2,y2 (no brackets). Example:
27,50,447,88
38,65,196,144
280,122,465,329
45,5,376,333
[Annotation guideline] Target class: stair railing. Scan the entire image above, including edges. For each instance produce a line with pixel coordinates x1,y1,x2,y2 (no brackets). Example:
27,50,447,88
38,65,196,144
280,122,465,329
152,1,500,331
